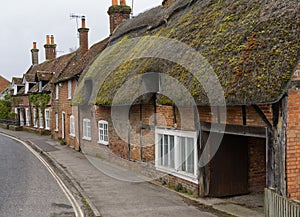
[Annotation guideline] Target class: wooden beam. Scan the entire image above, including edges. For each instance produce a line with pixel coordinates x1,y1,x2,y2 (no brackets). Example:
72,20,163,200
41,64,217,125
201,122,267,138
242,105,247,126
252,104,272,129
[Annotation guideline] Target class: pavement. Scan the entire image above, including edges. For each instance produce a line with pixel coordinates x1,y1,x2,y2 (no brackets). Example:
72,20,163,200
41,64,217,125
0,128,264,217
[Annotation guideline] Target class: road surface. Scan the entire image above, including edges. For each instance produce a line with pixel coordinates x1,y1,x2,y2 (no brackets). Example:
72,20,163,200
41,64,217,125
0,134,75,217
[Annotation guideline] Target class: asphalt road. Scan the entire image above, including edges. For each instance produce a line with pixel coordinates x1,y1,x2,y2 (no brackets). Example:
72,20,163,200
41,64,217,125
0,134,75,217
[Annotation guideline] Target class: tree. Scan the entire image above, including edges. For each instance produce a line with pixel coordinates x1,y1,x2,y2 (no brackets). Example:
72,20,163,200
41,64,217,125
29,93,51,127
0,99,11,119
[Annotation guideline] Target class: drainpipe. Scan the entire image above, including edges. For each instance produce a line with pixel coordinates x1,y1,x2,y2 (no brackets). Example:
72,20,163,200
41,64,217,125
140,104,143,161
128,106,131,160
77,105,81,152
173,105,177,128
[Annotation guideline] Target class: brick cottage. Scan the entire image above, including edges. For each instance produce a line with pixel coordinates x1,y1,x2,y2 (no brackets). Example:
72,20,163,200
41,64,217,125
10,0,300,200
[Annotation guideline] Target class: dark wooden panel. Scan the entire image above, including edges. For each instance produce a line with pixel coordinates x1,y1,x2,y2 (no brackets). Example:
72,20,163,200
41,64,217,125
209,134,249,197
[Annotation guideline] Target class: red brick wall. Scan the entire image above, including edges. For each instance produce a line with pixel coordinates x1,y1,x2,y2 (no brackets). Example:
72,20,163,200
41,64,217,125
199,105,272,126
108,7,130,34
51,79,79,150
287,89,300,200
248,137,266,193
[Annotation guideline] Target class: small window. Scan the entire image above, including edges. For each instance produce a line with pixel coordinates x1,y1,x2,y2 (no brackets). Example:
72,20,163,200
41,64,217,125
83,119,91,140
55,113,59,132
68,80,72,99
33,108,38,128
39,109,44,129
55,84,59,100
70,115,75,136
98,120,109,145
45,109,50,130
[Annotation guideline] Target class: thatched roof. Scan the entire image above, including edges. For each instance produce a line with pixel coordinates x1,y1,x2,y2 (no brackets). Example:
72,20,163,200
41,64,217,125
73,0,300,106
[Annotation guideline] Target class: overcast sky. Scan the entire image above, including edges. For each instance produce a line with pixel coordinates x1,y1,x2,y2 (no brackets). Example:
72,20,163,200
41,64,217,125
0,0,162,81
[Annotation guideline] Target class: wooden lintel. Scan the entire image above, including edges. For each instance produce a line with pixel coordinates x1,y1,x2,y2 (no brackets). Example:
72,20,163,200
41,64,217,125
201,122,267,138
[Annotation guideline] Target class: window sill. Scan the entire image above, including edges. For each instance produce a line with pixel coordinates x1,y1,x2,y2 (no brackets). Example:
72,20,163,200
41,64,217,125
156,166,198,184
83,137,92,141
69,134,76,138
98,141,109,146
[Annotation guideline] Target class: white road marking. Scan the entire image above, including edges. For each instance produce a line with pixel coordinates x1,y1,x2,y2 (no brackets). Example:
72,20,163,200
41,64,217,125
0,133,84,217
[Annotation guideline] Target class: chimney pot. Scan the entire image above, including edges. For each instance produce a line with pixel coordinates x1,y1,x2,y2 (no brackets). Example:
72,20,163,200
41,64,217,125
81,16,86,28
46,35,50,44
120,0,126,5
112,0,118,6
31,42,39,65
50,35,54,45
44,35,56,60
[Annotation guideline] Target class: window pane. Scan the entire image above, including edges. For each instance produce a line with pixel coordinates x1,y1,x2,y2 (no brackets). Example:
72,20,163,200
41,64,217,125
179,137,186,172
104,135,108,142
170,135,175,169
187,138,194,174
158,134,163,166
163,135,168,167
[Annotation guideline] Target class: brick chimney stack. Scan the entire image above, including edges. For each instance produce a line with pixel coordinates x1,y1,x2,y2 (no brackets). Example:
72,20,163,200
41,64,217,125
107,0,131,34
44,35,57,60
31,42,39,65
78,16,89,55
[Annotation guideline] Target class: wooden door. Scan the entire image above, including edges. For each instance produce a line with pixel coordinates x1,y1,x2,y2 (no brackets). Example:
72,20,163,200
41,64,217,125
209,134,249,197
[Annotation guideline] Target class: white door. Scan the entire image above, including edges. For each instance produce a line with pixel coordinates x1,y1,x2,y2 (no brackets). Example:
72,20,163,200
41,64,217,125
62,112,65,139
19,110,24,126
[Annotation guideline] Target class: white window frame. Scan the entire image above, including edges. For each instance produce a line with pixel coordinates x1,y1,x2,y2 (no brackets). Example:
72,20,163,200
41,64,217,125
68,80,72,100
155,128,198,184
25,82,29,94
45,109,50,130
33,108,38,128
55,84,59,100
83,118,91,141
13,86,18,95
69,115,75,137
55,113,59,132
39,109,44,129
98,120,109,145
25,108,30,126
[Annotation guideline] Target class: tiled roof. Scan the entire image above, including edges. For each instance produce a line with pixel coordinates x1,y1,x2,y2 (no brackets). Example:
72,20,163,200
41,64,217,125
12,77,23,85
54,38,109,83
24,74,36,82
0,75,10,92
37,71,53,81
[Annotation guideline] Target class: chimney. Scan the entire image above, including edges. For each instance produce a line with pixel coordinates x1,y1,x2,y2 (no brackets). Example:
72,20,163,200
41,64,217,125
107,0,131,34
44,35,57,60
31,42,39,65
78,16,89,55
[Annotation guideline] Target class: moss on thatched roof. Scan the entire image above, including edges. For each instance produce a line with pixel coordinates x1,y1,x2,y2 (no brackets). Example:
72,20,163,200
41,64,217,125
73,0,300,106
